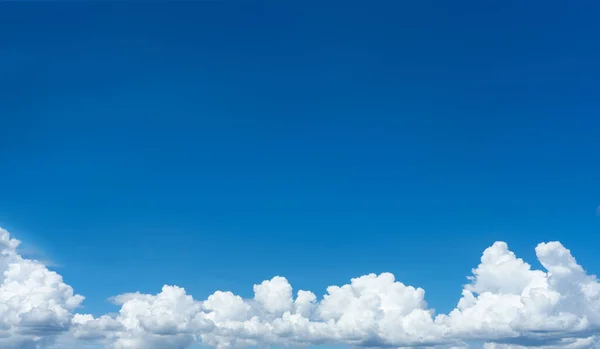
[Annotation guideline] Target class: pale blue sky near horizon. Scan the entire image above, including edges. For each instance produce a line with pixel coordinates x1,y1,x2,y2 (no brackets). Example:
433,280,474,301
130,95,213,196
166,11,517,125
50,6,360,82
1,0,599,331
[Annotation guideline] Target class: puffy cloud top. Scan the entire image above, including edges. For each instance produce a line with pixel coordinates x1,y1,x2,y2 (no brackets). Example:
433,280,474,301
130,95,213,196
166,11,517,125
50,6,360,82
0,228,84,348
1,227,599,349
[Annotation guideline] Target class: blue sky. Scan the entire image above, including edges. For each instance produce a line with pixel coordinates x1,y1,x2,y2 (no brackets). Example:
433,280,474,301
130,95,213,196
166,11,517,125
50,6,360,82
1,2,600,348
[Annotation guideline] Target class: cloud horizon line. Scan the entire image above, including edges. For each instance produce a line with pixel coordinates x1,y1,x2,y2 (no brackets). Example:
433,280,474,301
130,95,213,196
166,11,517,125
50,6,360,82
0,227,599,349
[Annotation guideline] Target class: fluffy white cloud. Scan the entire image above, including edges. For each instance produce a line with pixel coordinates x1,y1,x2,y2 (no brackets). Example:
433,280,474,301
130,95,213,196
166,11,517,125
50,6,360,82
436,241,600,347
0,228,84,348
1,227,600,349
254,276,293,316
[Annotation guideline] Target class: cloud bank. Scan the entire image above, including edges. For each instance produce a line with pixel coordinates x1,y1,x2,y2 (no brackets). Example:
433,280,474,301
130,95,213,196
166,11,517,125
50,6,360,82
0,228,599,349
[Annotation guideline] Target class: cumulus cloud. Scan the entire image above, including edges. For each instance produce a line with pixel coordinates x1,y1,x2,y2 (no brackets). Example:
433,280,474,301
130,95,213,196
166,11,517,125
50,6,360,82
0,228,84,348
437,241,600,347
1,227,600,349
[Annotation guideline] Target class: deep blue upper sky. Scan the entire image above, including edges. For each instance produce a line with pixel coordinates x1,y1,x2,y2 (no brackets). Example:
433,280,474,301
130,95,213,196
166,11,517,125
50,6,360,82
1,1,599,318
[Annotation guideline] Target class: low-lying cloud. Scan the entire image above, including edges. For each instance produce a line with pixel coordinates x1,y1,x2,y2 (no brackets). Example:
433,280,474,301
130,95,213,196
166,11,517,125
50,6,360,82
0,227,598,349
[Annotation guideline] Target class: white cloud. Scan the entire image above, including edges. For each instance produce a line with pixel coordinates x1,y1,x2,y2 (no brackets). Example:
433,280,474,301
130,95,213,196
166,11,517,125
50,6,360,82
483,335,600,349
0,228,84,348
1,227,600,348
436,241,600,347
254,276,293,316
